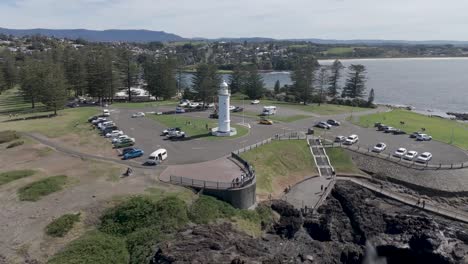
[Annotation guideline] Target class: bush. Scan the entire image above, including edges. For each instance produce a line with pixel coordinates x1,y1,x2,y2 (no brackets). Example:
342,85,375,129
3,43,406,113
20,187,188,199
18,175,68,201
0,130,19,144
0,170,35,185
6,140,24,149
48,231,129,264
126,228,167,264
99,196,188,236
46,213,81,237
188,195,236,224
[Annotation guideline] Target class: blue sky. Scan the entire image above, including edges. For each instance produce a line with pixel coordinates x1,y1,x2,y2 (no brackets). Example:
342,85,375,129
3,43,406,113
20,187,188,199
1,0,468,40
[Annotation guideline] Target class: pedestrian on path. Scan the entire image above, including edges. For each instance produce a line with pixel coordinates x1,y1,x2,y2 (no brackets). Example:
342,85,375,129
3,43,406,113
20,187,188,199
321,185,323,191
422,200,426,209
417,199,421,206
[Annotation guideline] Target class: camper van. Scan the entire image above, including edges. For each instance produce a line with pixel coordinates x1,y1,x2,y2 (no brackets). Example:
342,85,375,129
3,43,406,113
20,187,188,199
146,149,168,165
262,106,277,116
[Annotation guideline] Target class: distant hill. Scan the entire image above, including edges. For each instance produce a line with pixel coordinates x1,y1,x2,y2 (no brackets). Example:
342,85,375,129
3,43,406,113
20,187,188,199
0,28,184,42
1,27,468,45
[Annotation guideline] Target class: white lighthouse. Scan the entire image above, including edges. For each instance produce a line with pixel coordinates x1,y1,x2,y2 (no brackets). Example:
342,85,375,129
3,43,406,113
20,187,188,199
211,80,237,137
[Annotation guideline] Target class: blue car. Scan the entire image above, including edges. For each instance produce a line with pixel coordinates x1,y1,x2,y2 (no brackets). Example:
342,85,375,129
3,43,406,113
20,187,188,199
122,149,144,160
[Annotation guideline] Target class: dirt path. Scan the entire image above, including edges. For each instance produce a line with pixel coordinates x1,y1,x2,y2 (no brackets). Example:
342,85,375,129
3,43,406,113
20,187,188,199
0,141,169,263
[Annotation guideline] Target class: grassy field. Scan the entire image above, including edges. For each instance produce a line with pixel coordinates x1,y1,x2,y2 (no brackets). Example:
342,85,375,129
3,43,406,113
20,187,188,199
240,140,316,195
45,213,81,237
112,101,178,109
326,47,354,55
355,109,468,149
18,175,69,201
0,170,36,185
326,148,362,174
0,88,47,115
148,114,249,140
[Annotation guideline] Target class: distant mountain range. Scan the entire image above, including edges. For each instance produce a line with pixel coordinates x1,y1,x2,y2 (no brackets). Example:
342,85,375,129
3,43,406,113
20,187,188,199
1,27,468,45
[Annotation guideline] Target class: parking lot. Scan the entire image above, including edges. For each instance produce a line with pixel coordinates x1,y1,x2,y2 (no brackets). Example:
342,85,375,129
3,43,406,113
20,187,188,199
106,107,288,165
89,103,468,167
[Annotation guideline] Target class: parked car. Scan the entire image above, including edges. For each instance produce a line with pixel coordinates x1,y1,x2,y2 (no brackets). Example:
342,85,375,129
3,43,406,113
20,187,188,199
392,129,407,135
92,118,107,125
374,122,382,128
344,135,359,145
334,136,346,143
233,106,244,112
327,119,340,126
167,131,186,140
384,127,397,133
105,130,124,138
113,135,131,144
205,103,215,108
120,147,136,156
114,138,135,148
146,149,168,165
403,150,418,161
162,127,181,135
259,119,273,125
416,134,432,141
188,102,200,108
102,109,110,117
229,105,236,111
409,132,422,138
179,100,190,107
88,116,98,122
377,125,388,131
393,148,408,157
132,112,145,118
315,121,331,129
372,142,387,153
99,122,116,130
175,107,185,113
209,112,218,119
251,100,260,105
102,126,119,135
122,149,144,160
416,152,433,163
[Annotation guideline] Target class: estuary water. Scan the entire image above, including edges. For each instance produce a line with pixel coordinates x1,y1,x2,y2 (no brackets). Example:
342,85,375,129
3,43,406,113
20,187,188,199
181,58,468,114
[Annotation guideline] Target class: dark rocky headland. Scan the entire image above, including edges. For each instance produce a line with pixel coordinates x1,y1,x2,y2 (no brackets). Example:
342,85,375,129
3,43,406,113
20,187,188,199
151,182,468,264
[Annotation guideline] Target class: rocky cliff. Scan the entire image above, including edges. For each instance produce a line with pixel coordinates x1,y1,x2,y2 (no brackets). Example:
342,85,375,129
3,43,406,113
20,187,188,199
151,182,468,264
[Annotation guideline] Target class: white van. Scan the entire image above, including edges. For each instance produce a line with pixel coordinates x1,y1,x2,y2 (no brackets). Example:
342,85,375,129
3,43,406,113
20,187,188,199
146,149,168,165
103,109,110,117
262,106,277,116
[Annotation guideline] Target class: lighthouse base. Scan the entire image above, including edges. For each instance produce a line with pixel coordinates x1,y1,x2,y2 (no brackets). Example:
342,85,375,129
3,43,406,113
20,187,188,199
211,127,237,137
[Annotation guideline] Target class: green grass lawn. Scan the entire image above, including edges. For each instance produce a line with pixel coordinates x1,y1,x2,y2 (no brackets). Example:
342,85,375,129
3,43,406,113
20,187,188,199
0,170,36,185
148,114,249,140
112,100,178,109
325,148,362,174
355,109,468,149
18,175,69,201
326,47,354,55
0,87,48,115
240,140,316,195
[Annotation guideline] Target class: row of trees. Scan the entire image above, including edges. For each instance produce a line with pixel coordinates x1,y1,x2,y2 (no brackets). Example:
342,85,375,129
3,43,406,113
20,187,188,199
0,50,18,93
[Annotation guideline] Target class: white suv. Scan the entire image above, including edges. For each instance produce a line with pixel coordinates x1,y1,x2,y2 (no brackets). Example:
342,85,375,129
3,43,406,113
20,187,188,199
417,152,433,163
344,135,359,145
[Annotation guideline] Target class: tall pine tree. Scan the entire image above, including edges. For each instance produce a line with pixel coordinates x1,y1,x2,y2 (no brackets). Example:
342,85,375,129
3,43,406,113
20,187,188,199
228,64,247,94
192,64,221,106
244,66,265,100
343,64,367,99
291,56,318,105
327,59,344,98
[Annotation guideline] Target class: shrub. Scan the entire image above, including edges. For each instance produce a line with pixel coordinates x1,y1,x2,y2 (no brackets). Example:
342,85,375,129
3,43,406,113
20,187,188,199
126,228,167,264
48,231,129,264
46,213,81,237
188,195,236,224
6,140,24,149
0,170,35,185
0,130,19,144
100,196,188,236
18,175,68,201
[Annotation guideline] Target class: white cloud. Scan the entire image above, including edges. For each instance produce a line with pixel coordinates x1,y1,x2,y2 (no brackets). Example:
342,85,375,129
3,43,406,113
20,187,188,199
1,0,468,40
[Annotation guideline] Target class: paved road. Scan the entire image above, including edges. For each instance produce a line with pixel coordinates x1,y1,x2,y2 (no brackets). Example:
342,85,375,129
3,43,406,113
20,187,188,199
110,107,287,165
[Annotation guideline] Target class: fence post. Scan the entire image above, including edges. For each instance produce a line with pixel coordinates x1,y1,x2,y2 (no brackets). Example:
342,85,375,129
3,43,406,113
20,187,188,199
451,164,453,169
439,164,441,169
204,180,206,189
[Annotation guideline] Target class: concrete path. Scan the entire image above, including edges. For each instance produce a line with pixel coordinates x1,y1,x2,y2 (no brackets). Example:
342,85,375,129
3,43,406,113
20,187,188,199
338,176,468,224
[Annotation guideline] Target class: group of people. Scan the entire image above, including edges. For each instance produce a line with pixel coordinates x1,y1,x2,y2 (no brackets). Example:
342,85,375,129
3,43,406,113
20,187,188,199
232,172,253,188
